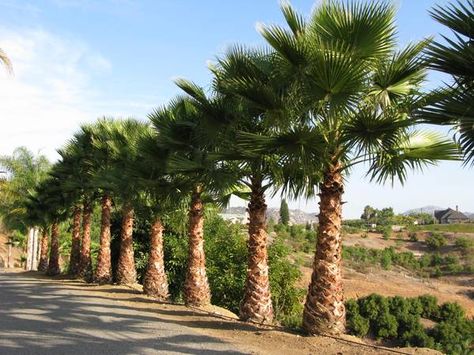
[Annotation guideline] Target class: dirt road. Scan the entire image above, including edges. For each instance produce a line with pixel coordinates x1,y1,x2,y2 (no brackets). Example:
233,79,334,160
0,271,438,355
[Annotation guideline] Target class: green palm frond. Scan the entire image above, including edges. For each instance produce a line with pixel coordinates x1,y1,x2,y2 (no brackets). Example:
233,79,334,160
430,1,474,39
342,108,413,155
280,1,306,37
370,40,430,107
368,131,461,184
308,0,396,60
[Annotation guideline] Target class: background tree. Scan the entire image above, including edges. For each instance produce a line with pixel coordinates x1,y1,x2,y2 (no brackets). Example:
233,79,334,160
279,199,290,226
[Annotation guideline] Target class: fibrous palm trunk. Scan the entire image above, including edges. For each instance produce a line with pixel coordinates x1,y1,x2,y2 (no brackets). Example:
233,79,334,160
79,202,93,282
46,222,61,276
68,205,82,277
38,228,49,272
94,194,112,284
183,186,211,306
143,217,169,300
240,177,273,324
303,163,345,335
116,203,137,285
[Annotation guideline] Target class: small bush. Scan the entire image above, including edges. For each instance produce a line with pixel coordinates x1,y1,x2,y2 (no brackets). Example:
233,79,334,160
426,232,447,250
347,294,472,354
409,232,418,242
382,226,392,240
455,237,474,252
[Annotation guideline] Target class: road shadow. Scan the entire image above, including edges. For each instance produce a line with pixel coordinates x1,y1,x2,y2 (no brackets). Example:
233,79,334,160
0,272,252,354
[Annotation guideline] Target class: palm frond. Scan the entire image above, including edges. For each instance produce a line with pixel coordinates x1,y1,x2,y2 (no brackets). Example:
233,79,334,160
368,131,461,184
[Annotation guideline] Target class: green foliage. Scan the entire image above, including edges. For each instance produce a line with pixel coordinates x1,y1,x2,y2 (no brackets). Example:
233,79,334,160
347,294,473,354
408,232,418,242
279,199,290,226
382,226,392,240
455,236,474,251
426,232,447,250
411,224,474,233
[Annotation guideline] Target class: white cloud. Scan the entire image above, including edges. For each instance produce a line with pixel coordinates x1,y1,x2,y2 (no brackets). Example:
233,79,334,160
0,28,113,161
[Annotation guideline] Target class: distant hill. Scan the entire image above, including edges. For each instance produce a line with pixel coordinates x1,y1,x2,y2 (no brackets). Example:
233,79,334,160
403,206,474,219
402,206,443,216
221,207,318,225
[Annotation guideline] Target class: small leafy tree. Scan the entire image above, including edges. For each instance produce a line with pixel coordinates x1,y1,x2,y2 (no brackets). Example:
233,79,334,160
279,199,290,226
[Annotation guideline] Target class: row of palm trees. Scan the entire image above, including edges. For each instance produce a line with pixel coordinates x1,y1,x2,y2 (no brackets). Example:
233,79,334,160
22,0,473,336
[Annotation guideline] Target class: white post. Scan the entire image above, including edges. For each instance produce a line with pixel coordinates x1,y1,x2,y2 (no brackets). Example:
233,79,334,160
25,228,34,270
32,227,39,270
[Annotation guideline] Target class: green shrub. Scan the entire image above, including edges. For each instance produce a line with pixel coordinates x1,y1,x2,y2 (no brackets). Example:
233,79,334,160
347,294,473,354
381,249,393,270
426,232,447,250
409,232,419,242
417,295,439,319
439,302,465,322
268,236,305,328
455,237,474,252
374,312,398,339
382,226,392,240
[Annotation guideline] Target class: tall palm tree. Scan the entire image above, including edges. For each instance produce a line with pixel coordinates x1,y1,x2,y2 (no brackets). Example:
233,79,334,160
420,1,474,164
95,119,151,285
38,227,49,272
175,75,283,323
56,131,97,281
221,1,460,334
149,97,240,307
131,134,188,300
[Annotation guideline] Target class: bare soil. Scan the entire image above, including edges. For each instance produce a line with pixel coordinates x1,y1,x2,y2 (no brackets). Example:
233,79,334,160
299,232,474,317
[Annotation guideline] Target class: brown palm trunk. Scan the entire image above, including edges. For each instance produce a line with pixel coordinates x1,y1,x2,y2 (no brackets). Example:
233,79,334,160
240,177,273,324
143,216,169,300
94,194,112,284
38,228,49,272
116,203,137,285
79,201,93,282
68,205,82,277
183,185,211,306
46,221,61,276
303,163,345,335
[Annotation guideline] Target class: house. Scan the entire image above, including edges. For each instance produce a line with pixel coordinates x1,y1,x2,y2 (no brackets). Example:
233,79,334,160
434,206,470,224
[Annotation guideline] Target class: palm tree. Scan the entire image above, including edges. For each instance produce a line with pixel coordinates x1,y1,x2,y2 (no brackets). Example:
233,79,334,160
420,1,474,164
31,177,68,276
221,1,459,334
56,131,97,281
0,48,12,73
149,97,240,307
131,135,187,300
95,119,151,285
38,227,49,272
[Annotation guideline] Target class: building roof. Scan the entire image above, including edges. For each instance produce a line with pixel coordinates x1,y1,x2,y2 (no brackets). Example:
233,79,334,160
434,208,469,221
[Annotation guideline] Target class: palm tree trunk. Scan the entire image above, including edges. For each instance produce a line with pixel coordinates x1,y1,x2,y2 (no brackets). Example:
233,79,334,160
303,163,345,335
240,177,273,324
116,203,137,285
143,216,169,300
94,194,112,284
68,205,82,277
38,228,49,272
79,201,93,282
183,185,211,306
46,222,60,276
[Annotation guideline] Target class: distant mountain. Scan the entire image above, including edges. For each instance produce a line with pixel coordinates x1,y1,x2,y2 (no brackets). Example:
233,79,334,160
402,206,443,216
403,206,474,219
221,207,318,224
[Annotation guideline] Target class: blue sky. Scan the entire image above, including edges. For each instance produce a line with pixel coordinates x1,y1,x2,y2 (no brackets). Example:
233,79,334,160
0,0,472,218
